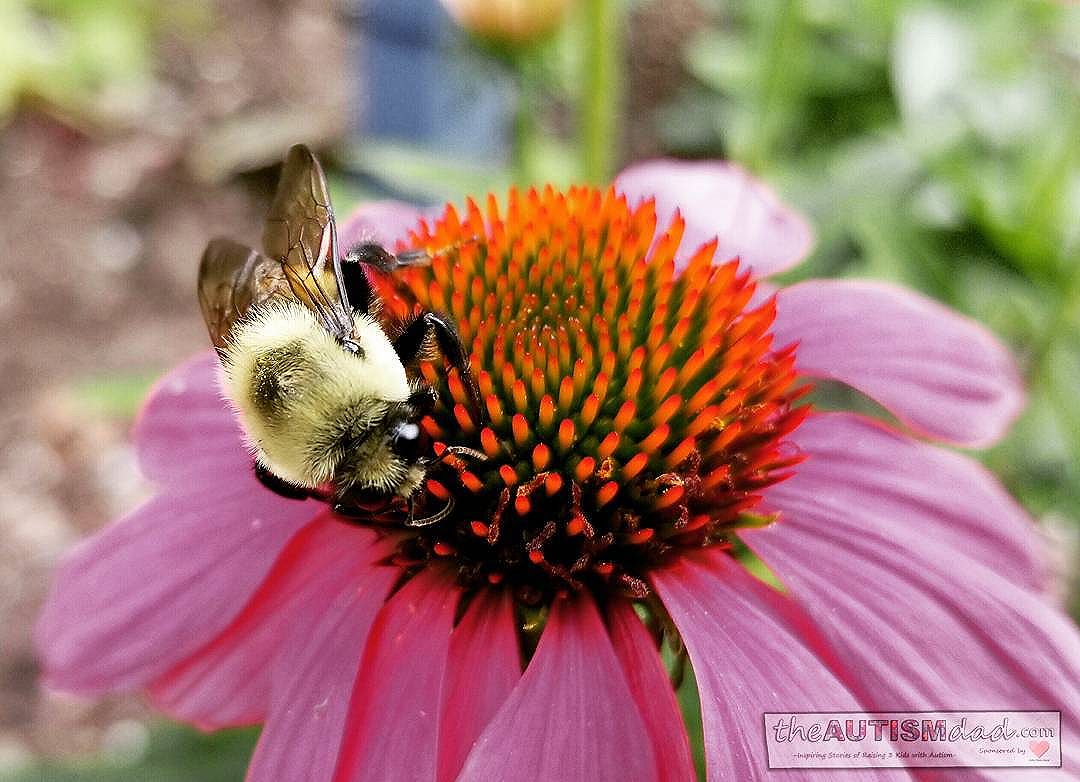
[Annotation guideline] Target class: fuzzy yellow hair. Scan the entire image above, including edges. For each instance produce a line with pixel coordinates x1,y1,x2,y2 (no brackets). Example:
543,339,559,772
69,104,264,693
220,299,420,494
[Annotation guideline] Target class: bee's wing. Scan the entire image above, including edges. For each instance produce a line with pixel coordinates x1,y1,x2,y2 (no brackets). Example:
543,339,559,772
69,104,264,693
262,144,354,341
198,238,289,349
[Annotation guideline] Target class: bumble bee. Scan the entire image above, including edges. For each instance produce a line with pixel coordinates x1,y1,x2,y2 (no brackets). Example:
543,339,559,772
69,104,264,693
197,144,482,525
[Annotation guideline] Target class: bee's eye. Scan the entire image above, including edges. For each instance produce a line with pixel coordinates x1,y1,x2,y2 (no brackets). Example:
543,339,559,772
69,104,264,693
389,421,425,461
340,338,365,358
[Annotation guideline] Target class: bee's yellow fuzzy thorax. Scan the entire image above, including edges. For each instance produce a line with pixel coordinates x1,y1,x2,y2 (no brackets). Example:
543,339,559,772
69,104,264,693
221,299,411,489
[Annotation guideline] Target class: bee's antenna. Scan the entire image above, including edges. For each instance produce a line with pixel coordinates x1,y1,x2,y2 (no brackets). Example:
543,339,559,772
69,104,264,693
392,249,435,265
398,233,484,266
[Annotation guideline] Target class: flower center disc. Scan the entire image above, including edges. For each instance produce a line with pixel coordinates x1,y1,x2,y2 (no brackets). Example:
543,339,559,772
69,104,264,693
372,186,807,605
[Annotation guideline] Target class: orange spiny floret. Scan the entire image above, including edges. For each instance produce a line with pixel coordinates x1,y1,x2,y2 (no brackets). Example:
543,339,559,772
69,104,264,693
596,481,619,507
512,379,528,412
709,421,744,454
499,464,519,486
613,400,637,432
485,395,506,427
531,368,547,401
647,343,672,376
538,395,555,430
622,452,649,480
639,425,670,454
653,484,685,510
686,405,721,438
652,395,682,427
664,436,697,468
597,432,620,459
686,378,723,414
654,367,677,401
512,414,531,446
557,418,576,450
558,376,575,414
574,456,596,481
480,427,502,459
460,471,485,493
453,404,475,433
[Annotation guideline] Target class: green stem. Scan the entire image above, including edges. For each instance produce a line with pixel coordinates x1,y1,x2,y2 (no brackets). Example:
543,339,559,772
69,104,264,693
511,59,541,185
1029,263,1080,381
746,0,799,170
1024,108,1080,380
579,0,622,183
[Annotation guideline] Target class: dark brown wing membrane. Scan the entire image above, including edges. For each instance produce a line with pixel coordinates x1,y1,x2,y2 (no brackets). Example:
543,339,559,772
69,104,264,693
262,144,353,340
198,238,289,349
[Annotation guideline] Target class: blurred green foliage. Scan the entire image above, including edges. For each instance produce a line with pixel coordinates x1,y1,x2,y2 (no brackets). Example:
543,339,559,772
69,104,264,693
72,373,162,419
0,726,256,782
670,0,1080,527
0,0,205,126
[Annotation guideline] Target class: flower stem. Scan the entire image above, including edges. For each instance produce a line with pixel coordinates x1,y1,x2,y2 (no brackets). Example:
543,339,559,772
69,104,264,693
1029,261,1080,380
579,0,622,183
511,58,542,185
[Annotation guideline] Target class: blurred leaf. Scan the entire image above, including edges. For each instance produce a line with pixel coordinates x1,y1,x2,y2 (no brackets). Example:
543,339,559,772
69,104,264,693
0,724,257,782
72,372,158,419
346,140,510,205
676,667,706,781
0,0,208,126
987,352,1080,520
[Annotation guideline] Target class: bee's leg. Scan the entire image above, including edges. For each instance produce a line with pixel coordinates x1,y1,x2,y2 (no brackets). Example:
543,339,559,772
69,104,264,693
331,487,401,520
407,385,439,414
393,311,485,423
342,242,431,315
254,462,311,501
406,495,455,527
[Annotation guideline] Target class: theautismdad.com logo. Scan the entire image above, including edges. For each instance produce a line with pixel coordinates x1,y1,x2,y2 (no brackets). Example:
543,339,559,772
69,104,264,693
763,711,1061,769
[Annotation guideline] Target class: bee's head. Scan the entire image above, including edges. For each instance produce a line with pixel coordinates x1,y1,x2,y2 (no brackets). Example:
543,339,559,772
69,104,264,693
389,386,438,463
389,420,428,463
329,396,435,504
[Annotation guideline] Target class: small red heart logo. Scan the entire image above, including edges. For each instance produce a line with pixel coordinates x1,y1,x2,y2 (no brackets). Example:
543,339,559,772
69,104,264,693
1029,740,1050,758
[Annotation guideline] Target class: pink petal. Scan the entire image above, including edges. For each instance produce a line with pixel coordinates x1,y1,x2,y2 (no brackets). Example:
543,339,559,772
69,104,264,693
458,594,658,782
338,200,429,251
35,473,317,694
615,159,813,276
332,569,460,782
148,515,383,729
133,351,249,486
607,599,695,782
744,457,1080,761
246,558,397,782
652,551,908,782
772,412,1045,590
772,279,1025,446
437,588,521,782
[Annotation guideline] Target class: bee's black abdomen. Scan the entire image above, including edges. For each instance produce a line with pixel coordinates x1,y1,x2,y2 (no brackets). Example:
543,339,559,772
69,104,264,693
254,461,311,500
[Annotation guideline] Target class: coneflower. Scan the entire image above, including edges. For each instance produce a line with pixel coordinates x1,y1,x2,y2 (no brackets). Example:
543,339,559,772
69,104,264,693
36,159,1080,782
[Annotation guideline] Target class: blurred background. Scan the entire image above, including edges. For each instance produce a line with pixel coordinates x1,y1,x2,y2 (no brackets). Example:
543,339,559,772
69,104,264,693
0,0,1077,777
